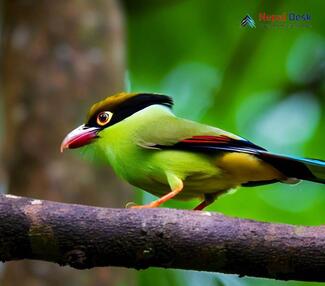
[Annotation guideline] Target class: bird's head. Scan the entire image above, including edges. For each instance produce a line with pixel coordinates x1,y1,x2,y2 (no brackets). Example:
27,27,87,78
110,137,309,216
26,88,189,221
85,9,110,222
60,92,173,152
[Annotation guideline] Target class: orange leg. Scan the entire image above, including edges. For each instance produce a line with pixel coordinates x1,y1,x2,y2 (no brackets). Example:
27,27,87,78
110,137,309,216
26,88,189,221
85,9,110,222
131,176,184,209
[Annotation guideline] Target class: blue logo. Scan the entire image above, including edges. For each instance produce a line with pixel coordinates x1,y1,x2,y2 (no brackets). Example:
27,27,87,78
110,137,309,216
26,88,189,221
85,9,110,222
241,15,256,28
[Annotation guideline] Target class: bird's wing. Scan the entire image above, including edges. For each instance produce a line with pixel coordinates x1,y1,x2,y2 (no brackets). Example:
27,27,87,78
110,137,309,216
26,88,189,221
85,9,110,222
162,135,325,184
137,116,325,184
137,116,266,153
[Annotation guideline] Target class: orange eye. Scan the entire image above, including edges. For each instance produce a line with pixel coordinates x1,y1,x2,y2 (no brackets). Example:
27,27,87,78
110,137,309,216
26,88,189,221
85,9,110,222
96,111,113,126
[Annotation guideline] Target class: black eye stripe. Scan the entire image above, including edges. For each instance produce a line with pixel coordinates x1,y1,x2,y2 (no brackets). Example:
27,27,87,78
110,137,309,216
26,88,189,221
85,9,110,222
86,93,173,128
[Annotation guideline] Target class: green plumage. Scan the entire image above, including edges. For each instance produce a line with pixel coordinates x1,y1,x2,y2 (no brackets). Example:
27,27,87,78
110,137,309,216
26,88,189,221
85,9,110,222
61,93,325,209
87,104,281,200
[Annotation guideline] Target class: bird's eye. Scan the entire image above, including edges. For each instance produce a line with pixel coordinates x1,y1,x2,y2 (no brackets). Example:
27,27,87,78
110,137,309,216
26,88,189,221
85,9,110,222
96,111,113,126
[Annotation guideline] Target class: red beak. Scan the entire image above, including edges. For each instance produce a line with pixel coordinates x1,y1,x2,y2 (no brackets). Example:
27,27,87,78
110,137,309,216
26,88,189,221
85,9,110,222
60,125,99,152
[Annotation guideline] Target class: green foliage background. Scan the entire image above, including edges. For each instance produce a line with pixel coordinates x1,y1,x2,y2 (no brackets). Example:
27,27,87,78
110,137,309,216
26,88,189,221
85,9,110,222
124,0,325,285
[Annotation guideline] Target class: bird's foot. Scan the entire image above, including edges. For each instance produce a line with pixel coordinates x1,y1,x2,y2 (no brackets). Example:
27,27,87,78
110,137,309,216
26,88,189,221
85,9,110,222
125,202,157,209
125,202,137,208
130,204,154,209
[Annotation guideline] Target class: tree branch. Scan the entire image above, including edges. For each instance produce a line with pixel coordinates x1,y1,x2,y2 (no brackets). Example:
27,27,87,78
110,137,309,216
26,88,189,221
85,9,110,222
0,194,324,282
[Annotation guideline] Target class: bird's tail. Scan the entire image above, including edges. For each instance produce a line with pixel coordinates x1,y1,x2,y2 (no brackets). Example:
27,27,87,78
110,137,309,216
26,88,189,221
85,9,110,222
258,152,325,184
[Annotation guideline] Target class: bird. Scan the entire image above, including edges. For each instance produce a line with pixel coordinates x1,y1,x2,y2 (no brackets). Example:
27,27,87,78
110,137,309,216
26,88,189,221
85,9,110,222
61,92,325,210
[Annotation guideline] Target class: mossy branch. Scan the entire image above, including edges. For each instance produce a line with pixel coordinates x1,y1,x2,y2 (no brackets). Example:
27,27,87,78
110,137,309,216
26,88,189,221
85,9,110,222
0,194,325,282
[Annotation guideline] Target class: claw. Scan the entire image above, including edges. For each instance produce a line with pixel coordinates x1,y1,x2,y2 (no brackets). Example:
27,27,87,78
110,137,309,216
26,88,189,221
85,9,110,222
130,204,152,209
125,201,137,208
126,202,157,209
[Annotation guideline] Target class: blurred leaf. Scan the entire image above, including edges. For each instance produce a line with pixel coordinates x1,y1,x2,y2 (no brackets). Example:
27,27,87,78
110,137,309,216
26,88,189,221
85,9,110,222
162,62,220,120
287,33,325,84
252,93,321,153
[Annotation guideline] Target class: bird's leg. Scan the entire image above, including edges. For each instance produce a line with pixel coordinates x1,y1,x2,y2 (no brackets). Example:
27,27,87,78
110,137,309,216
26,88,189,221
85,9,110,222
131,173,183,209
194,193,216,211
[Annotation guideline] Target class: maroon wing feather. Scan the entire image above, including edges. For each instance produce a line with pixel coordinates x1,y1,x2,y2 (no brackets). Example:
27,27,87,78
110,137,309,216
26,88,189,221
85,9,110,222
155,135,266,153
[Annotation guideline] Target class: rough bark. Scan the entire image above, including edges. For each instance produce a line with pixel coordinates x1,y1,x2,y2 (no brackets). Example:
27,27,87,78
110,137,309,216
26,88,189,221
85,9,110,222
1,194,325,282
1,1,132,285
